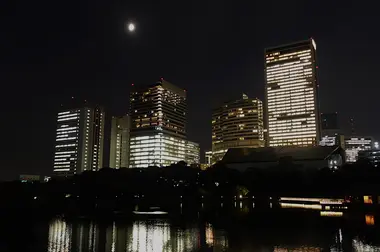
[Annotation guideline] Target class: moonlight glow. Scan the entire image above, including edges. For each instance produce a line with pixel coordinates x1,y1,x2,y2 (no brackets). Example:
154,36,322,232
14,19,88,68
127,23,135,32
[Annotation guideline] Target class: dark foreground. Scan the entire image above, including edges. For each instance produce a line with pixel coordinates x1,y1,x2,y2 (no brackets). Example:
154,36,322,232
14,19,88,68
2,204,380,252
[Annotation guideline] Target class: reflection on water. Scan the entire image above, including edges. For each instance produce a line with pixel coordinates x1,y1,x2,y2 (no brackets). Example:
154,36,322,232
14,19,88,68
365,214,375,226
47,219,227,252
280,202,322,210
48,219,72,252
352,238,380,251
45,209,380,252
320,211,343,217
129,221,170,251
274,247,321,251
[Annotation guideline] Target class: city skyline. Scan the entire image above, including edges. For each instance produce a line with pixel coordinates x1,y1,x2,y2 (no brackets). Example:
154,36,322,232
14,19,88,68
2,0,380,179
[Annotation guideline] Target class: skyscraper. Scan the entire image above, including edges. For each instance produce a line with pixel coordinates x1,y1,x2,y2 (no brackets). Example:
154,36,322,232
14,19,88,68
53,106,105,175
211,94,265,163
129,79,196,168
109,115,130,168
265,38,320,147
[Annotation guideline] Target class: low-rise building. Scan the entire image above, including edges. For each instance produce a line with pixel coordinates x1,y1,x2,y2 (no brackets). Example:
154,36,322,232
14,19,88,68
320,134,345,148
20,175,50,183
222,146,345,172
319,112,345,149
345,137,373,163
358,149,380,167
20,175,40,182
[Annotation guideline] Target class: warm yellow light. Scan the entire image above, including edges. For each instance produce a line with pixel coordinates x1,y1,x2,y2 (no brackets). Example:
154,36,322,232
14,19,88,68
366,215,375,225
364,196,373,204
280,203,322,210
320,211,343,217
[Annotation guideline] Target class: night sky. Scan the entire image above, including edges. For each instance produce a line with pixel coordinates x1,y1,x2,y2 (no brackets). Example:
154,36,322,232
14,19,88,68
1,0,379,180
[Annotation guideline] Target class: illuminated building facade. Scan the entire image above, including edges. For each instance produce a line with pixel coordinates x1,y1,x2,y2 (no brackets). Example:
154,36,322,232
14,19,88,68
345,137,373,162
185,141,200,165
211,94,264,163
53,106,104,175
129,79,198,167
265,39,320,147
320,135,345,148
47,218,227,252
109,115,130,168
205,151,212,165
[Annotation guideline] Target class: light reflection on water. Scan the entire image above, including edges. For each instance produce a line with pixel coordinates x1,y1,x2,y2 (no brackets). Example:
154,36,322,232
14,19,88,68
48,219,72,252
46,211,380,252
47,219,227,252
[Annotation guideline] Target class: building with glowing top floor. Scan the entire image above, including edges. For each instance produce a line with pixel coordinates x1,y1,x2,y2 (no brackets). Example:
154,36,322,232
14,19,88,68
129,79,199,168
265,38,320,147
53,105,105,175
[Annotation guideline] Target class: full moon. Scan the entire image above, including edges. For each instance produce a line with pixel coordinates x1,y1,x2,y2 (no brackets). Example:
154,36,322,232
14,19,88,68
127,23,135,32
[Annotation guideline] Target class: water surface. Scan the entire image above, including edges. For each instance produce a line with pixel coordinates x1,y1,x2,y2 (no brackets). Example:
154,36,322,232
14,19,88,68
2,208,380,251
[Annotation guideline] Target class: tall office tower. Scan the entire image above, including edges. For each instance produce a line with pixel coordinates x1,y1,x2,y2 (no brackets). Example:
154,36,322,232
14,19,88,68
109,115,130,168
129,79,189,168
53,106,105,175
211,94,265,163
265,38,320,147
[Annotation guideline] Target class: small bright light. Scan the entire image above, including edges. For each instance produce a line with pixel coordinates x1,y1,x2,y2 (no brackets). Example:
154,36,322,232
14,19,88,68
127,23,135,32
374,141,379,149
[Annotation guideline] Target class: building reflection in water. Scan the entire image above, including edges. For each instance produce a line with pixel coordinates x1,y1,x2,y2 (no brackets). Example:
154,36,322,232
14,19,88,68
47,218,227,252
205,223,213,246
128,221,171,252
320,211,343,217
274,247,321,251
352,238,380,251
47,214,380,252
205,223,228,251
48,219,72,252
365,214,375,226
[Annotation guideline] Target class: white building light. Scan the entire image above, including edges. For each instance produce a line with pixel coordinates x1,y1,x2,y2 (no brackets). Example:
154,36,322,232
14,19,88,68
265,40,319,147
